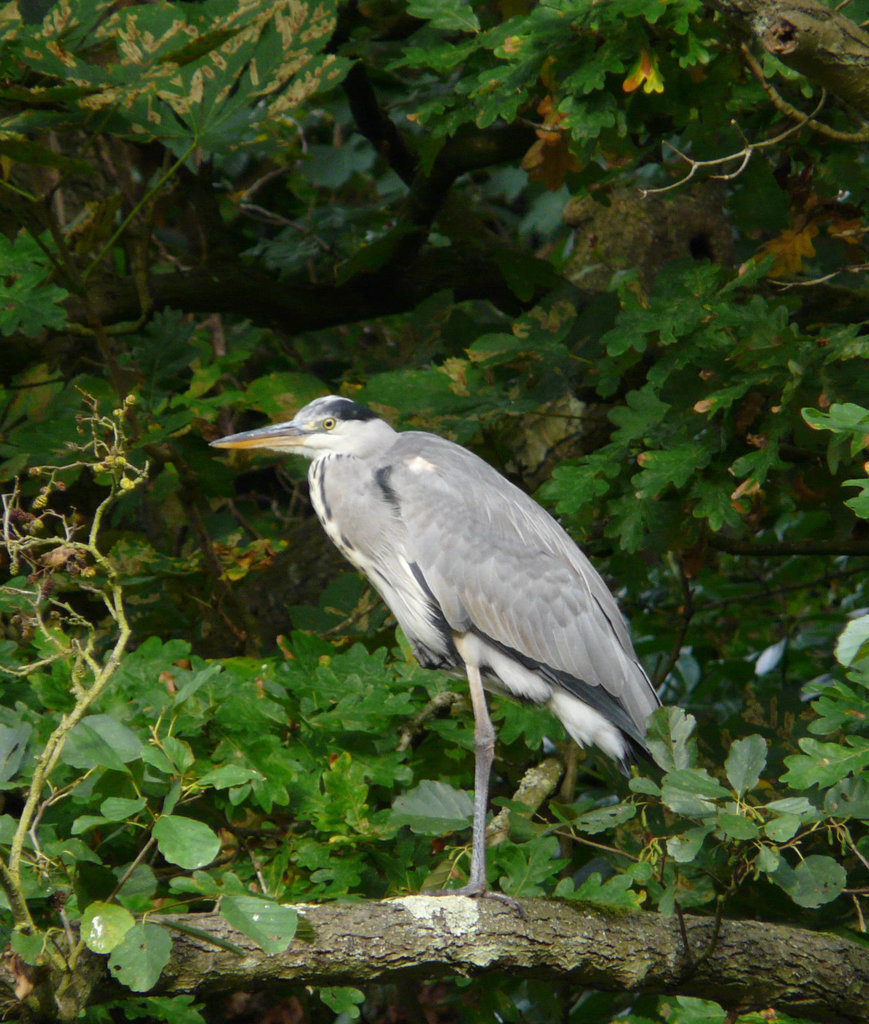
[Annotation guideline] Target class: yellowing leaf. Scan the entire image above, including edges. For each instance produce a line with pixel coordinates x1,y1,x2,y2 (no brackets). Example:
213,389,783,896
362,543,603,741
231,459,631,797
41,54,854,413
440,357,470,396
623,50,664,94
758,223,818,277
214,539,283,581
520,95,581,190
521,134,580,190
500,35,523,56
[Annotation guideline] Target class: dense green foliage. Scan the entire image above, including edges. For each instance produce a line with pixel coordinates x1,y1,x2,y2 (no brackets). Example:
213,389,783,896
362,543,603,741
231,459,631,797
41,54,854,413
1,0,868,1021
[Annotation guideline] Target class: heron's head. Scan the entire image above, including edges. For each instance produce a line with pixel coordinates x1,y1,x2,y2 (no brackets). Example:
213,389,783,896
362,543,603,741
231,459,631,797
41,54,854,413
210,395,396,460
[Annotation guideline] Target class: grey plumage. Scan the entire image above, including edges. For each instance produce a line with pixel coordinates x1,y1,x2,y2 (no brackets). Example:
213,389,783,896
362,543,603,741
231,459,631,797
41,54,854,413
212,395,659,896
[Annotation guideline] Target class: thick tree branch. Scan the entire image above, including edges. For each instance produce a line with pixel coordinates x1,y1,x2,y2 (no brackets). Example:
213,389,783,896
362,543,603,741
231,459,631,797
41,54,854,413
342,62,419,184
7,898,867,1022
341,58,535,269
61,247,563,336
339,33,534,255
709,0,869,117
402,124,536,231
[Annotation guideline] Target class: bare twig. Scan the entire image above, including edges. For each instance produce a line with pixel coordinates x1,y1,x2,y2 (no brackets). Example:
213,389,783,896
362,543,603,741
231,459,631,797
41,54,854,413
641,75,829,197
771,262,869,289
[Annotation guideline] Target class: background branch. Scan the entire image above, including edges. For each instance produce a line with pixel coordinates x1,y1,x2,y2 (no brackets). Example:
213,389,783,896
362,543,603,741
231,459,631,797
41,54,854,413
708,534,869,556
58,247,567,338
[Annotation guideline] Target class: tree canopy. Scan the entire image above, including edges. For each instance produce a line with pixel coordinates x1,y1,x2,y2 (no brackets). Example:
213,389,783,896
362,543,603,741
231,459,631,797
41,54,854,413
1,0,869,1022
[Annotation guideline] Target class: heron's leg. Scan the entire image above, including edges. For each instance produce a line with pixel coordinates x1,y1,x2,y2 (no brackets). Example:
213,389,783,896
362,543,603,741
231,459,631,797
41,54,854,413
465,662,494,895
420,663,521,911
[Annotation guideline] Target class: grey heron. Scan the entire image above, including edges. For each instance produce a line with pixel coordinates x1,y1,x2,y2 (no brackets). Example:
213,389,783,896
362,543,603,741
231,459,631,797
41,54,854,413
212,395,659,897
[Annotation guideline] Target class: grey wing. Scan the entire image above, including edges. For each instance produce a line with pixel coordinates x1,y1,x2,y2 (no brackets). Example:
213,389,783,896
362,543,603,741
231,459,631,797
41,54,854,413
384,433,659,736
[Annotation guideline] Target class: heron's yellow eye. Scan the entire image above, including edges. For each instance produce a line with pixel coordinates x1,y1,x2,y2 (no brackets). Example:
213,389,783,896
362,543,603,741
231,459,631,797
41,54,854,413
322,417,337,431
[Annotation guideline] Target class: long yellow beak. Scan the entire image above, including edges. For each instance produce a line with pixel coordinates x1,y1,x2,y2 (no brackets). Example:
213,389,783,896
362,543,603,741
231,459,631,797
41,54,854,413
210,421,308,452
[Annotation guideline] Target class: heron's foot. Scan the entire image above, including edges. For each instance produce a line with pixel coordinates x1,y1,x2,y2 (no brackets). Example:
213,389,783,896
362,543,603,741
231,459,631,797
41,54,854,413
422,884,524,916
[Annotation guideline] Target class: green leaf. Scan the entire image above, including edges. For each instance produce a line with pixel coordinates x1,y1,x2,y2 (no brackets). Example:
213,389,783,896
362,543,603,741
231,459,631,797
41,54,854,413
667,826,712,863
108,923,172,992
168,870,227,898
335,225,420,283
81,901,136,954
715,811,759,841
195,765,265,790
690,478,741,532
836,615,869,668
62,714,144,771
629,776,660,796
162,780,182,817
390,780,473,835
825,776,869,819
645,707,697,772
543,457,616,516
773,855,847,909
141,746,175,775
724,735,767,795
803,403,869,436
663,996,727,1024
573,802,636,835
781,737,869,789
632,443,710,498
220,895,298,954
661,769,730,817
569,871,642,909
496,835,567,897
407,0,480,33
243,372,326,421
0,232,69,337
764,797,817,815
608,388,671,444
757,845,780,874
153,815,220,870
0,723,30,785
490,250,562,303
11,928,43,965
808,676,869,735
318,987,365,1020
100,796,148,821
0,134,92,175
72,861,118,906
117,865,159,913
172,663,223,705
161,736,194,772
764,813,802,842
844,477,869,519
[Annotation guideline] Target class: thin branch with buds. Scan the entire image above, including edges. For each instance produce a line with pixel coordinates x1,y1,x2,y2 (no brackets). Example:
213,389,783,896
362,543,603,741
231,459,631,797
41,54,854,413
0,395,148,944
